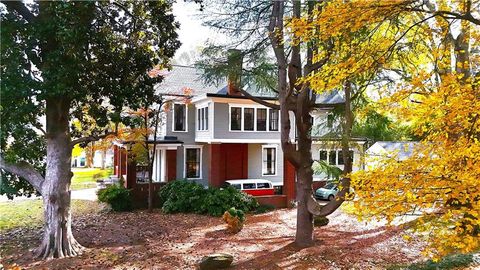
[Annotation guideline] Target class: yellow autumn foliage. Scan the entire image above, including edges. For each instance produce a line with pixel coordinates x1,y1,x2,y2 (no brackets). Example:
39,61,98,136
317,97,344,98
289,0,480,258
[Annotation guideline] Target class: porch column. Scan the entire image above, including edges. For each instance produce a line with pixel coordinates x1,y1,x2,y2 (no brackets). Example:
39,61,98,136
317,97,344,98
161,149,167,182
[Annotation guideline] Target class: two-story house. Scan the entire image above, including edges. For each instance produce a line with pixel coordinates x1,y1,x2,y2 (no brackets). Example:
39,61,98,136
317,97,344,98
112,64,365,207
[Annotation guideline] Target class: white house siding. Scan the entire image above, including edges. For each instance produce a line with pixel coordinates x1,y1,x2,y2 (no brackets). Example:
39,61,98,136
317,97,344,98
213,103,281,142
311,143,364,180
175,144,210,187
247,143,284,186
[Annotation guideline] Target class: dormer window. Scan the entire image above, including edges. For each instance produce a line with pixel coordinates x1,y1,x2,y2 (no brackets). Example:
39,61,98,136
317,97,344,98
173,103,187,132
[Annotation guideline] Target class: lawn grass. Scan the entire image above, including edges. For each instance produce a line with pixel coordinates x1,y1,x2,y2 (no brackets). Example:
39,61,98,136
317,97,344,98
0,199,100,232
71,167,112,190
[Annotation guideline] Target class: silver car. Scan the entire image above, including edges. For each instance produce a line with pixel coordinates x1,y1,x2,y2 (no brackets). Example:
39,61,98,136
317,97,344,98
315,182,338,201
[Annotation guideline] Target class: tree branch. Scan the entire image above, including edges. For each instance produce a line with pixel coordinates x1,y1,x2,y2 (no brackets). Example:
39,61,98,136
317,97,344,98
0,156,44,193
71,131,116,146
1,1,36,22
239,89,280,109
407,6,480,25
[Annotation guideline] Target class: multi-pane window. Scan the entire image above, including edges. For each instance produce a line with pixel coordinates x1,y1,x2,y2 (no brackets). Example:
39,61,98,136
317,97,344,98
338,150,344,165
262,147,276,175
319,150,328,162
197,107,208,131
230,107,242,130
185,148,201,178
328,151,336,165
257,108,267,131
269,109,279,131
320,150,354,166
173,104,186,131
244,108,255,131
230,106,280,132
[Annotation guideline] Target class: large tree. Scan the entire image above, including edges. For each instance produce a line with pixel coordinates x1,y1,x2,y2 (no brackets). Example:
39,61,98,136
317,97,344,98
0,1,179,258
197,0,357,247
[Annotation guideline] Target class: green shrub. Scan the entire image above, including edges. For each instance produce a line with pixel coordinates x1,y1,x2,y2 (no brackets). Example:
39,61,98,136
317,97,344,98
313,216,329,227
227,207,245,222
160,180,206,214
254,204,276,214
97,184,132,211
158,180,259,216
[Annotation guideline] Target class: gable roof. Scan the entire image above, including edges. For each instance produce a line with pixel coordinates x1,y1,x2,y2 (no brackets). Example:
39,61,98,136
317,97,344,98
154,65,225,96
154,65,345,105
367,141,419,160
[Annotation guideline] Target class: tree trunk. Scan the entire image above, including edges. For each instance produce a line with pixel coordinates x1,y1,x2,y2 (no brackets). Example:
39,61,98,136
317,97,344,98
295,164,314,247
37,98,83,259
101,149,106,170
294,90,315,247
85,143,94,168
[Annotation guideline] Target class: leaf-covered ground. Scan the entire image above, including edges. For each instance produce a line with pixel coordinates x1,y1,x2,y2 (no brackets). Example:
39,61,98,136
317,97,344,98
0,201,439,269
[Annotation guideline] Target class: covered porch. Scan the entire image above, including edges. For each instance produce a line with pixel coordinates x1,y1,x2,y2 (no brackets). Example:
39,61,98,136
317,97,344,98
208,143,296,207
113,139,182,208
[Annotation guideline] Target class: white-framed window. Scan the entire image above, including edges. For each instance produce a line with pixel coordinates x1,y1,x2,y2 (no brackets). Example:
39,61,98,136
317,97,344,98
244,108,255,131
197,106,209,131
230,107,242,131
262,145,277,176
257,108,267,131
229,105,280,132
173,103,187,132
319,149,354,166
184,146,202,179
269,109,279,131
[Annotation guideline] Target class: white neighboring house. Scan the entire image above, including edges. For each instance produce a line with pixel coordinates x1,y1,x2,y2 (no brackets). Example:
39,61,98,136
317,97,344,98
71,148,114,168
72,152,86,167
365,141,419,170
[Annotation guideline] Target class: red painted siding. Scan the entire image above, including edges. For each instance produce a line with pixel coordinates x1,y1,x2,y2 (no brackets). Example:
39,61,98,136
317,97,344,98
223,143,248,180
166,150,177,181
283,158,296,206
209,143,248,187
256,195,287,208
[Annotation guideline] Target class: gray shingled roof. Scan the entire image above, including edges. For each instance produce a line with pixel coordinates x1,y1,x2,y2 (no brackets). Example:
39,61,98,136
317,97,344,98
154,65,225,95
369,141,419,160
154,65,345,104
316,90,344,104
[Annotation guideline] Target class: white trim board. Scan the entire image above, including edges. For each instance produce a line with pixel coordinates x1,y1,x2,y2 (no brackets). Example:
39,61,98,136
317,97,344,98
172,102,188,133
183,145,203,180
261,144,278,177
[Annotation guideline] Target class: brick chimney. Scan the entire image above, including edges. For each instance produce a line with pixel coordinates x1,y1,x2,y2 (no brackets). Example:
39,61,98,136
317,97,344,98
227,49,243,96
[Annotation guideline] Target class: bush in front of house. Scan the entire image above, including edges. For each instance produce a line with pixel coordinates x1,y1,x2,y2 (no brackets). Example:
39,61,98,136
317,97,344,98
197,185,259,216
159,180,206,213
223,207,246,233
158,180,259,216
97,184,132,212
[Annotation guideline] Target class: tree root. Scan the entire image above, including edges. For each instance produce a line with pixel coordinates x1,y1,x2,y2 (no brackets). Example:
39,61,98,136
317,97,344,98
36,233,85,259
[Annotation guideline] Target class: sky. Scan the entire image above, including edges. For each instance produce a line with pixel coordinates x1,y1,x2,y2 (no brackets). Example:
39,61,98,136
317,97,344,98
171,1,225,66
